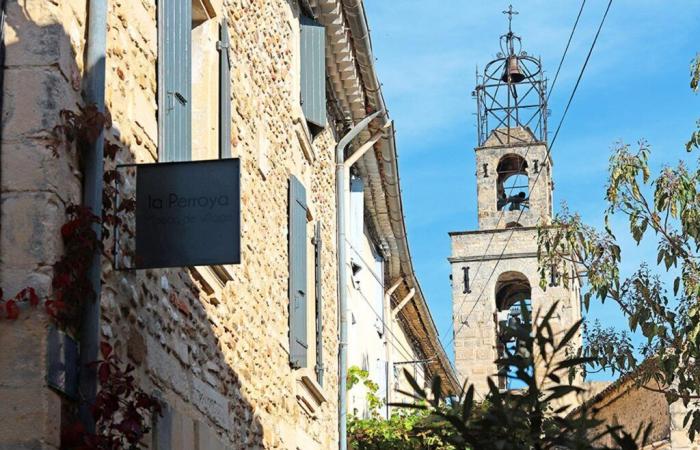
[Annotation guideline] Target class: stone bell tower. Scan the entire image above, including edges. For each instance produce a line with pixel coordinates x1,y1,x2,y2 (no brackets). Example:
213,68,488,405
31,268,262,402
449,7,582,397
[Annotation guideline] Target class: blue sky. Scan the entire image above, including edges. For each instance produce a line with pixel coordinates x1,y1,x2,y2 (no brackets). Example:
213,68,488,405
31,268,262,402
363,1,700,380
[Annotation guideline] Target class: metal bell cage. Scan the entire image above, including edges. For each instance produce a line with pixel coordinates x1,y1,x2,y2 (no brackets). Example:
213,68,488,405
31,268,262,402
473,27,548,147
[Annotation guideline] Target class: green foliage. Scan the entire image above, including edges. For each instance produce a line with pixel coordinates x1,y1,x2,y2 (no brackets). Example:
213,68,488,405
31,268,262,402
394,306,649,449
348,365,384,414
348,410,455,450
538,53,700,439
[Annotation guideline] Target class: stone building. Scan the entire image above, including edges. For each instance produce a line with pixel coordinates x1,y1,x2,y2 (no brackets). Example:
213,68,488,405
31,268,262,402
449,21,582,397
0,0,455,449
577,374,698,449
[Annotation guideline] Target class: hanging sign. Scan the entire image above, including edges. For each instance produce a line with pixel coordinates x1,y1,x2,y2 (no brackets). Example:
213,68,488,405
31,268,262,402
128,159,240,269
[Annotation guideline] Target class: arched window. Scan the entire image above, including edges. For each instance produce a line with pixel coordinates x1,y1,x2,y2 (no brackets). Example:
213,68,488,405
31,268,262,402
496,154,529,212
494,271,532,390
505,221,523,229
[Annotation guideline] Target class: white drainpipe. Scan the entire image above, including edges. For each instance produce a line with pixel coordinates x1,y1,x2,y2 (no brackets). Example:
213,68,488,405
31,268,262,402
337,111,388,450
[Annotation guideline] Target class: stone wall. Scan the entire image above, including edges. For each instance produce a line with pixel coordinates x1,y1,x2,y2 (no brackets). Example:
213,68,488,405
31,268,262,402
450,226,581,398
585,379,700,450
1,0,87,448
1,0,342,448
586,380,671,449
474,140,552,230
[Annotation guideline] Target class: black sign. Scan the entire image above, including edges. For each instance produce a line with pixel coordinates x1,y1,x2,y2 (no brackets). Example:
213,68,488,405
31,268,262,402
134,159,240,268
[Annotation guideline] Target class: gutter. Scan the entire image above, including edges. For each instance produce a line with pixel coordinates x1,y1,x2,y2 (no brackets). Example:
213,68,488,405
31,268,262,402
338,0,459,394
78,0,107,433
0,0,7,185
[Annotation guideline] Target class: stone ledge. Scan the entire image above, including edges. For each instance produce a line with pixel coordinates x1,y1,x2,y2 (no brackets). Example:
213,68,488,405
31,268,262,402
294,117,317,163
295,369,327,419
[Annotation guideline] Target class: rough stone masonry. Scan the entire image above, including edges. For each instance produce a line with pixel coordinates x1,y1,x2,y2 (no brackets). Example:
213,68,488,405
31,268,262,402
1,0,341,448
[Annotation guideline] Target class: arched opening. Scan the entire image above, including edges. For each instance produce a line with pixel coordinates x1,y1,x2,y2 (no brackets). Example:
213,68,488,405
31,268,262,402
496,154,529,212
505,221,523,229
494,271,532,390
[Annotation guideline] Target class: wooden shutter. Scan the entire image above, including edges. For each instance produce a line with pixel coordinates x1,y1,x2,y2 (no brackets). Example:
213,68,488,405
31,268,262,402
314,221,323,385
218,19,232,158
289,176,308,368
299,16,326,128
158,0,192,162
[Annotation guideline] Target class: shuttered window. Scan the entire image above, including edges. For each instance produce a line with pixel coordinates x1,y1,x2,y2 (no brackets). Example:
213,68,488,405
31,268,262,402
218,19,232,159
314,221,323,385
158,0,192,162
299,15,326,129
289,176,309,368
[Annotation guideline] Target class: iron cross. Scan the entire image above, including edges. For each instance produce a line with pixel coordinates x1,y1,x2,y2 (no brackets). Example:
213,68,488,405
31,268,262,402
503,4,518,33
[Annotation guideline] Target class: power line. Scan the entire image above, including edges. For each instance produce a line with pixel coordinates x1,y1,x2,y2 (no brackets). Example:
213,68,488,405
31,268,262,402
546,0,587,104
550,0,613,150
448,0,613,348
345,239,427,374
352,278,427,375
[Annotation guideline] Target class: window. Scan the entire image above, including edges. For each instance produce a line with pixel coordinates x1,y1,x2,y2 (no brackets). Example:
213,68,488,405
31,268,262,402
288,176,324,385
494,271,532,390
158,1,231,162
496,154,529,211
299,15,326,135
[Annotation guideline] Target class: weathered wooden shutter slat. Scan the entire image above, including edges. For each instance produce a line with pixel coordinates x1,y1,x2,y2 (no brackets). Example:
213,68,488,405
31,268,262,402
299,16,326,128
218,19,232,159
289,176,308,368
314,221,323,385
158,0,192,162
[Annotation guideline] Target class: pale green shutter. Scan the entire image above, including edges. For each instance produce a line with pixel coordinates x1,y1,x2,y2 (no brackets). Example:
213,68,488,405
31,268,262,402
289,176,308,368
158,0,192,162
314,221,323,385
299,16,326,128
218,19,232,158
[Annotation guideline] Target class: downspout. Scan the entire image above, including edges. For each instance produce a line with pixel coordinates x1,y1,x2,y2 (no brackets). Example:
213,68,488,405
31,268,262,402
0,0,7,183
79,0,107,433
337,110,382,450
383,278,402,419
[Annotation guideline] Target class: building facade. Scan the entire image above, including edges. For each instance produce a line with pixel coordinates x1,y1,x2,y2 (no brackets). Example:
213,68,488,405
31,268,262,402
0,0,455,449
579,376,698,449
346,175,456,419
449,25,582,398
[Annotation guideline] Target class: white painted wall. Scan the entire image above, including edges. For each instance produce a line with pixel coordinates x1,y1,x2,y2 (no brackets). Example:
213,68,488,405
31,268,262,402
346,176,425,419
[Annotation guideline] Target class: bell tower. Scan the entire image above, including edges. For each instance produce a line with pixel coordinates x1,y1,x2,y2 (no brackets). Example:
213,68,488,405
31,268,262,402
449,6,582,397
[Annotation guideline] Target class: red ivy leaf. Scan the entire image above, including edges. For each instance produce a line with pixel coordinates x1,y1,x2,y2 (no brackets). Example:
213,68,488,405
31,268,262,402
5,300,19,319
98,362,111,384
26,288,40,306
104,140,120,160
100,341,112,359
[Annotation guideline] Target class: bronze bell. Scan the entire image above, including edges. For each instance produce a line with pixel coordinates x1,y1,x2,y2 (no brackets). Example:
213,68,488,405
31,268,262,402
501,56,525,83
